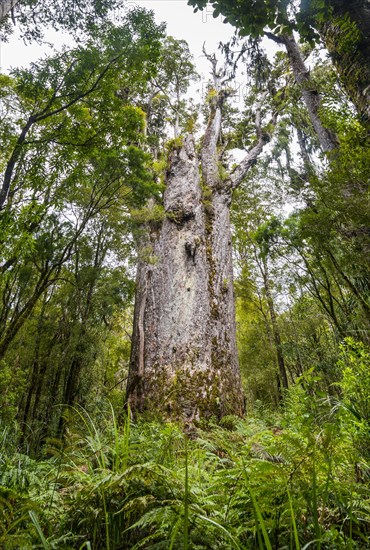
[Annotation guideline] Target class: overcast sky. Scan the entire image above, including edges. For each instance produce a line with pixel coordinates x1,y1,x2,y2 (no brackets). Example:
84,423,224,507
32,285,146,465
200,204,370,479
0,0,281,110
0,1,235,75
0,1,292,206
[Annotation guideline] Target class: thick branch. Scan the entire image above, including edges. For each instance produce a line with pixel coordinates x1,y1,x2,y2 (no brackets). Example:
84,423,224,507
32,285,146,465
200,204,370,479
0,115,35,210
229,96,277,189
201,48,224,187
36,54,122,123
264,31,285,45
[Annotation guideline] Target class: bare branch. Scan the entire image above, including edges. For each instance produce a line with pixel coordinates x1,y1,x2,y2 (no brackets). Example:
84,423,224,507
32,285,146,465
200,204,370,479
228,93,278,190
264,31,285,45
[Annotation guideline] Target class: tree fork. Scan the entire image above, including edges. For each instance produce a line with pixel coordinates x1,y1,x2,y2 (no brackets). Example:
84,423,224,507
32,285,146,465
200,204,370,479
126,56,278,422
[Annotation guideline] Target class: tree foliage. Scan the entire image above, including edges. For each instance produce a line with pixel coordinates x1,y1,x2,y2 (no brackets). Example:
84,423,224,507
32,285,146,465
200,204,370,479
188,0,370,121
0,0,124,41
0,7,165,446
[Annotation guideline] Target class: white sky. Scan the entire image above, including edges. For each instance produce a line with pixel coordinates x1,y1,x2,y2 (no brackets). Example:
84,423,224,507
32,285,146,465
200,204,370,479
0,1,281,108
0,1,234,75
0,0,288,169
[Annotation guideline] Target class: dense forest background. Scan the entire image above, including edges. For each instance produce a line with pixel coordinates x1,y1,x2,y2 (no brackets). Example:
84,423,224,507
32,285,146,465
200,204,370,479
0,0,369,548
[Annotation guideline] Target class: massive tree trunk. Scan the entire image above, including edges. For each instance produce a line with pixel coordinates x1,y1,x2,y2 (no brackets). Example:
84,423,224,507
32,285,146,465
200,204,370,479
126,136,244,421
126,62,276,421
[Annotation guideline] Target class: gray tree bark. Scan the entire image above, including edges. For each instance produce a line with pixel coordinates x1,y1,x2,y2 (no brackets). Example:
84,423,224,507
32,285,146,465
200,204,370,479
280,34,339,152
126,137,220,421
126,63,276,422
0,0,18,22
265,32,338,153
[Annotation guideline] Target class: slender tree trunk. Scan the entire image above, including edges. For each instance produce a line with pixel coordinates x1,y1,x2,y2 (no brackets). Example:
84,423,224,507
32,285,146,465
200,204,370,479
0,269,51,360
255,291,282,405
260,256,289,392
280,35,339,152
265,31,338,152
0,0,18,22
19,293,48,446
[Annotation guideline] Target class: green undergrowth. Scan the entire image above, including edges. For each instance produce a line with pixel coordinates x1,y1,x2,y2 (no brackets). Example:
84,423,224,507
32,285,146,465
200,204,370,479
0,397,369,549
1,340,370,549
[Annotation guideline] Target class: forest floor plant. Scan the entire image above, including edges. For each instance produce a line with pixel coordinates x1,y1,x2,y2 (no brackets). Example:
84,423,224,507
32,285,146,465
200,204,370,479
0,341,369,549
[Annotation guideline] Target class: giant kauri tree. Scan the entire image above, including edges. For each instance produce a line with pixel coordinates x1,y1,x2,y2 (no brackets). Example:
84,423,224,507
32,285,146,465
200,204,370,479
126,55,277,421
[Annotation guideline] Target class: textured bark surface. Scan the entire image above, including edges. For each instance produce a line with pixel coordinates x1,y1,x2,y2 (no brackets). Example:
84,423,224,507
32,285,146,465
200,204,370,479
126,136,244,421
126,63,276,422
0,0,18,22
281,35,338,152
